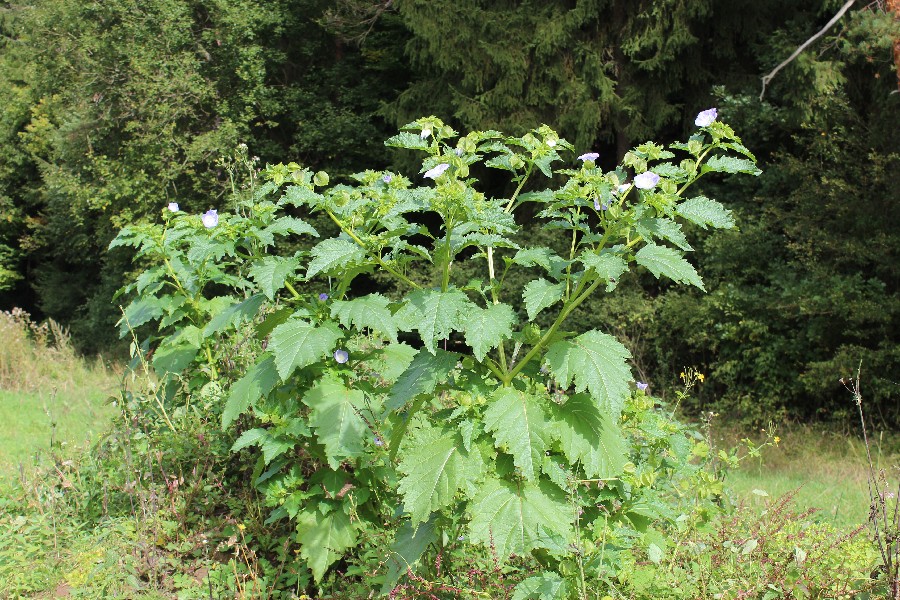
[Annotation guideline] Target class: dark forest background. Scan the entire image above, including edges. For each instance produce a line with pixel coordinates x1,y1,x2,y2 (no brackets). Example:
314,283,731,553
1,0,897,426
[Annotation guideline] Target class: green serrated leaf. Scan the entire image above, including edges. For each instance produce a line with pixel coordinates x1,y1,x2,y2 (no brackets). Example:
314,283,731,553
636,218,693,251
579,251,628,291
296,506,357,583
548,393,627,478
398,428,486,525
385,131,430,150
483,389,550,481
302,375,373,468
270,319,342,379
522,279,565,320
261,216,318,242
222,354,279,429
249,257,301,301
151,343,198,376
368,343,417,383
394,288,474,353
386,348,458,413
512,572,569,600
635,243,705,290
306,237,367,280
463,303,517,361
330,293,398,343
204,294,266,336
676,196,735,230
467,478,571,559
231,428,267,452
280,185,324,208
702,155,761,176
119,296,165,337
381,517,438,595
545,330,632,417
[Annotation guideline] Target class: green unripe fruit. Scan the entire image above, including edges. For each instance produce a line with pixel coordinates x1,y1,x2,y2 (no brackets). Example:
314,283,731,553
313,171,329,187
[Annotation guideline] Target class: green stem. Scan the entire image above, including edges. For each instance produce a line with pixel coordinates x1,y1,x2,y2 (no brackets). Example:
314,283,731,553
484,246,508,373
504,272,603,384
284,280,302,300
483,357,506,381
205,344,218,380
326,210,421,290
441,224,453,292
565,222,579,300
677,146,714,196
504,164,533,213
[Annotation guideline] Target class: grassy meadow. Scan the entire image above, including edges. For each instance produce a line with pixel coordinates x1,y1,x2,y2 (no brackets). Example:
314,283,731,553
0,309,117,481
0,307,895,597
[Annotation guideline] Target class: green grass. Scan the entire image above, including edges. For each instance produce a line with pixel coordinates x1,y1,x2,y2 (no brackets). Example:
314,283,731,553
0,387,116,480
719,424,898,530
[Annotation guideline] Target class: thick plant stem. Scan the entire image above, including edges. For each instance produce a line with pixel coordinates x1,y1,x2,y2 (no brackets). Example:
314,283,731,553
326,210,421,290
485,246,508,372
284,281,302,299
504,272,604,384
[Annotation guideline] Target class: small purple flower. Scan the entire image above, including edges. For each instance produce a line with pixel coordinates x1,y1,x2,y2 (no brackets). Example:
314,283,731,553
634,172,660,190
374,436,384,447
201,209,218,228
318,293,329,301
695,108,718,127
167,202,179,213
594,199,608,211
578,152,600,162
636,381,649,391
334,349,349,364
382,174,392,184
424,163,450,179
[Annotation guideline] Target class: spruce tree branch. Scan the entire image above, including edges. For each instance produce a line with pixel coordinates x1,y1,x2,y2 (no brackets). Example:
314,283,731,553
759,0,856,100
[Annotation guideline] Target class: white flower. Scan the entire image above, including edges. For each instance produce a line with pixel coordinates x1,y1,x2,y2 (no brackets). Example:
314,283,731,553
167,202,179,212
424,163,450,179
695,108,718,127
420,128,432,139
634,172,660,190
547,139,557,148
334,349,349,364
201,209,218,228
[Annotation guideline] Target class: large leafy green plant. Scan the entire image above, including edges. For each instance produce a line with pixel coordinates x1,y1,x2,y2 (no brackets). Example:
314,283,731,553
112,111,758,595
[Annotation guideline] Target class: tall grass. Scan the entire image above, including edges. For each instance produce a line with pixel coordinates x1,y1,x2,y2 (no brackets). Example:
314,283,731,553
720,422,899,529
0,307,112,393
0,308,117,477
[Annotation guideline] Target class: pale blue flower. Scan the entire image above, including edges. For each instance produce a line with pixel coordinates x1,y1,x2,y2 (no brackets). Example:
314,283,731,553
634,172,660,190
201,209,218,228
318,293,329,301
455,147,464,156
424,163,450,179
578,152,600,162
167,202,179,212
374,436,384,447
334,349,349,364
382,174,392,184
695,108,717,127
594,199,608,211
636,381,649,391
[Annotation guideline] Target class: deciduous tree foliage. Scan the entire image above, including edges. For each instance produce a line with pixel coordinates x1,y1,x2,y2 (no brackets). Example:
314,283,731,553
0,0,897,424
